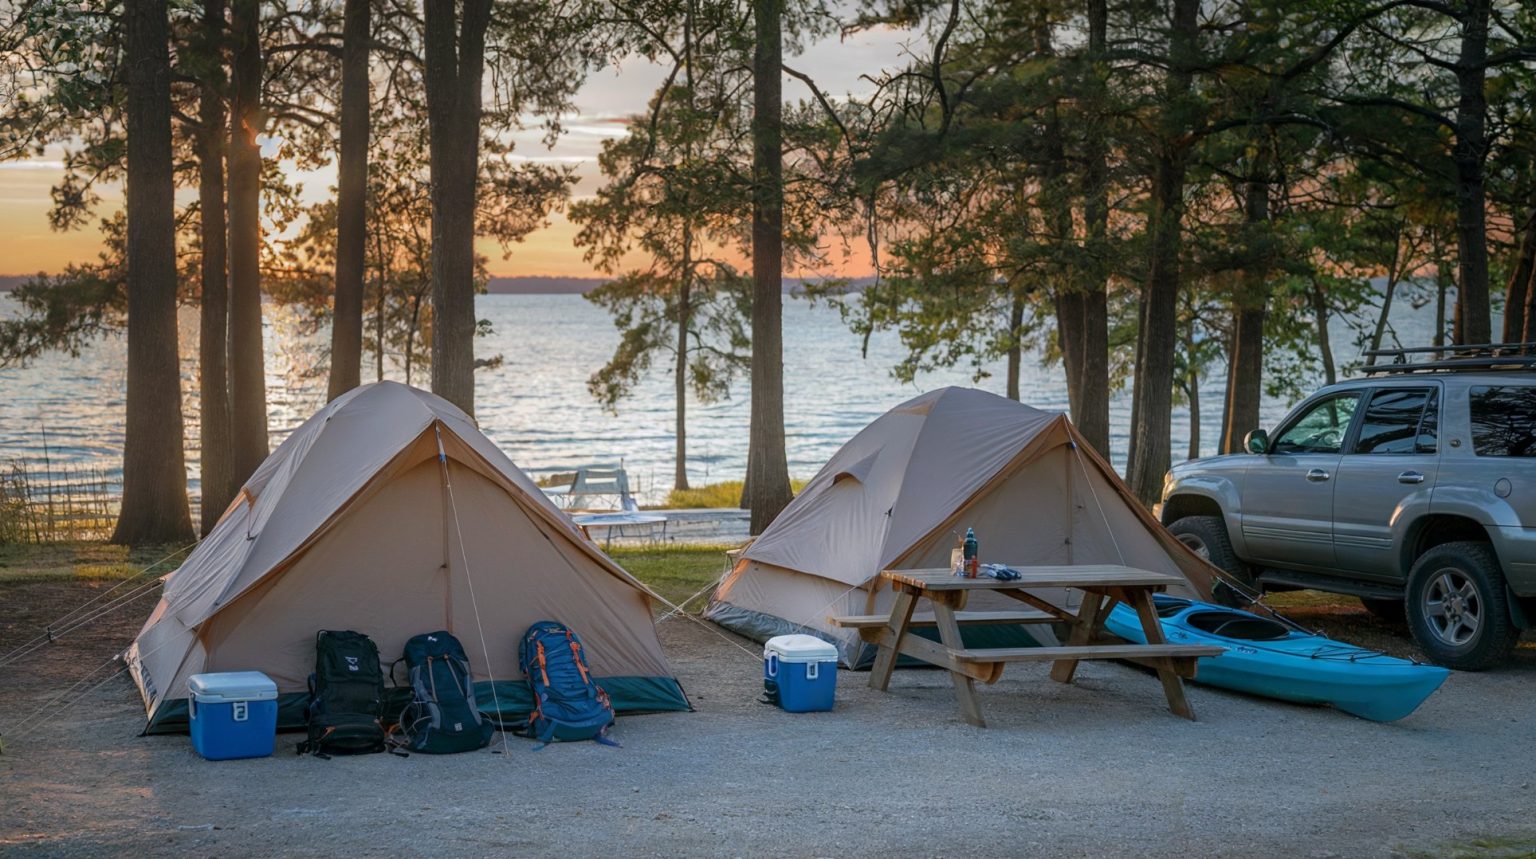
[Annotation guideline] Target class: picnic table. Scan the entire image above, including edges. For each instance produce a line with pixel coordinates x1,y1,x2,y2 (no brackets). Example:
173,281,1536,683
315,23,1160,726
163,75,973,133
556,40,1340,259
831,565,1224,727
571,511,669,547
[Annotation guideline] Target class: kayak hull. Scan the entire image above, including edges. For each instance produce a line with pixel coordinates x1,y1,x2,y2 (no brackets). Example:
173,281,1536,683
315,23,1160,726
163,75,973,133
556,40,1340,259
1105,597,1449,722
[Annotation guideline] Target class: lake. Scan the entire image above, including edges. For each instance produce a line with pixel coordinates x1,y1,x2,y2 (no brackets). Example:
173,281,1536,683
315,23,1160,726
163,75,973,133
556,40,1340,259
0,290,1452,509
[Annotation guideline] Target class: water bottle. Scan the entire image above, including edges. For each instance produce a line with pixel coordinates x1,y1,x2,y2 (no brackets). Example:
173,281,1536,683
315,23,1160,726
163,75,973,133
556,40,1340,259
963,527,979,578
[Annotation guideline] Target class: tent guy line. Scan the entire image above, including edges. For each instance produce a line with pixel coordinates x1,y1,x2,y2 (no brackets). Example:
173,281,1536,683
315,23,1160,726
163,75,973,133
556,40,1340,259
434,423,513,756
0,540,198,668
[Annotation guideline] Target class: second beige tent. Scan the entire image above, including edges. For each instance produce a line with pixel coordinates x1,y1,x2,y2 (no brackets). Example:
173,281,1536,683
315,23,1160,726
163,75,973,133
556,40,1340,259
706,386,1219,666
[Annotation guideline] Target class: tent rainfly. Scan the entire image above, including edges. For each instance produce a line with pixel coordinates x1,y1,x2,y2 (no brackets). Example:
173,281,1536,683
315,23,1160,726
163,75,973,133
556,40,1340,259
706,386,1220,667
127,382,689,733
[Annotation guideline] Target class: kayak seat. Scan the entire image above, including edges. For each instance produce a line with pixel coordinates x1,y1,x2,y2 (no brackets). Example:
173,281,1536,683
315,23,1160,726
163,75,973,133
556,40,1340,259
1185,611,1290,642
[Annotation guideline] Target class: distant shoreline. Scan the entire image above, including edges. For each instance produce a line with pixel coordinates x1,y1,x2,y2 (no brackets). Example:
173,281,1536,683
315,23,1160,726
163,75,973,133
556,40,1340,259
0,274,870,294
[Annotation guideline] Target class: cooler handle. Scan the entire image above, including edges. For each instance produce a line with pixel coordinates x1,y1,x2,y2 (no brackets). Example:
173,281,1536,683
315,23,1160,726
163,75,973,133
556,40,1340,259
766,653,778,678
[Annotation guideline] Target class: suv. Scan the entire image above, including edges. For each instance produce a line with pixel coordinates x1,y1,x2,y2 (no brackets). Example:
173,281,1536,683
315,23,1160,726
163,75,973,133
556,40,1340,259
1158,347,1536,670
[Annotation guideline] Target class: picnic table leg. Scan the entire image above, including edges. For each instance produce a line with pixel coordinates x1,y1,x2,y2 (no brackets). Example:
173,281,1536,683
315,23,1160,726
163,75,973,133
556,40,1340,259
1049,590,1107,684
868,588,918,692
1127,588,1198,721
930,593,987,728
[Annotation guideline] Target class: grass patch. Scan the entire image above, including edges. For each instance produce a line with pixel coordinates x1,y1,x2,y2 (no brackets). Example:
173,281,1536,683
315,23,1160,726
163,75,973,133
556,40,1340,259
663,479,808,509
609,544,733,610
0,541,191,584
1405,836,1536,859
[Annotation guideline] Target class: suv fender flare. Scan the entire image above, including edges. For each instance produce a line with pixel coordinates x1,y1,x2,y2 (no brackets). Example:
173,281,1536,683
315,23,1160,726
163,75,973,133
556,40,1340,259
1162,477,1248,560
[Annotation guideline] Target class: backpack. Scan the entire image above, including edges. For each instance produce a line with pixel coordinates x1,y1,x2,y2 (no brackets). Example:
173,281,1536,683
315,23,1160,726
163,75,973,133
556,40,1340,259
392,631,495,754
519,621,616,746
299,630,387,757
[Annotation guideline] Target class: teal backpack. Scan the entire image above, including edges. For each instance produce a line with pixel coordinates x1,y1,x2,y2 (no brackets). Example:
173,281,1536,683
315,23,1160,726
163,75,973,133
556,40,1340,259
392,631,495,754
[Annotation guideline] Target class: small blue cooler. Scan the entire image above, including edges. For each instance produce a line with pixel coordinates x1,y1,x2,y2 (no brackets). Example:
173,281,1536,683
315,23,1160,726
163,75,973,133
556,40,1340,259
187,671,278,760
763,634,838,713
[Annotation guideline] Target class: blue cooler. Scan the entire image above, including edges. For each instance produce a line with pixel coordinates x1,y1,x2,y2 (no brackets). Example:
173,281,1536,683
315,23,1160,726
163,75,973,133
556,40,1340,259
187,671,278,760
763,634,838,713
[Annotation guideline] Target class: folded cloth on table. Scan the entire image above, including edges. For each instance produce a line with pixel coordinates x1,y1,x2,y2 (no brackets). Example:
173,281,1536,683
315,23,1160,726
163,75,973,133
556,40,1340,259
980,564,1021,581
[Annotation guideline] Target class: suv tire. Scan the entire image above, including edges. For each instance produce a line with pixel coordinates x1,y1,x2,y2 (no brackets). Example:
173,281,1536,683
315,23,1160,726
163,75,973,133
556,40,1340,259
1168,515,1248,580
1405,542,1518,671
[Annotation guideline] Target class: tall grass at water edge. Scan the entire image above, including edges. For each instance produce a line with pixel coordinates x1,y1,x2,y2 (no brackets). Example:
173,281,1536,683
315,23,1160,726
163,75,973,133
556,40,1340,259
0,459,118,544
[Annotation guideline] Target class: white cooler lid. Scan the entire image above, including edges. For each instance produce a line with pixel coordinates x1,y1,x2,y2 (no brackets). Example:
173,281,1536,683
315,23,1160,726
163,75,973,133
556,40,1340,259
188,671,278,703
764,634,838,663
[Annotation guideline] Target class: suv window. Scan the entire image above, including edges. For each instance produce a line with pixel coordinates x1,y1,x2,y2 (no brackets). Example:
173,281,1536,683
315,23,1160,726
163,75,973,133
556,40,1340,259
1272,392,1360,454
1352,387,1437,454
1470,386,1536,457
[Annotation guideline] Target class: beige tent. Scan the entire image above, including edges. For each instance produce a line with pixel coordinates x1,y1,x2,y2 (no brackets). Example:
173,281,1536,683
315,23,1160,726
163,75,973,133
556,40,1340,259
706,386,1218,666
127,382,688,733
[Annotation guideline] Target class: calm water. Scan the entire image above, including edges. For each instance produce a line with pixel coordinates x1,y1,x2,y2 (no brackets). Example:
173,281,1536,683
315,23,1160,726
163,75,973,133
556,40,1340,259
0,291,1447,507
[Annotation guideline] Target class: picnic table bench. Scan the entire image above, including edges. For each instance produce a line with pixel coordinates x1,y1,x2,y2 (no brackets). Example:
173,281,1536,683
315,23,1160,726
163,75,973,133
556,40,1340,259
831,565,1224,727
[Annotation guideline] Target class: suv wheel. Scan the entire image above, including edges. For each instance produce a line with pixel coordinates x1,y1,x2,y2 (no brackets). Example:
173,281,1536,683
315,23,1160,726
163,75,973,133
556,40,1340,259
1168,515,1247,579
1405,542,1518,671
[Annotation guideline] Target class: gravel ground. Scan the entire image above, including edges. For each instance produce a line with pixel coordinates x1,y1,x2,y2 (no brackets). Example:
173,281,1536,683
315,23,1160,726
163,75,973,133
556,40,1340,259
2,588,1535,858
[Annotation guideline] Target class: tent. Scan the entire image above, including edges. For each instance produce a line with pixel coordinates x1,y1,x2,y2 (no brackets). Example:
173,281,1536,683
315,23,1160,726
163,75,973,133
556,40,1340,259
127,382,689,734
705,386,1219,667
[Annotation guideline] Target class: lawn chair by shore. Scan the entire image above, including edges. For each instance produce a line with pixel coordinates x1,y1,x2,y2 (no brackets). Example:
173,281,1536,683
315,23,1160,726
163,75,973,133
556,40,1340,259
542,464,636,511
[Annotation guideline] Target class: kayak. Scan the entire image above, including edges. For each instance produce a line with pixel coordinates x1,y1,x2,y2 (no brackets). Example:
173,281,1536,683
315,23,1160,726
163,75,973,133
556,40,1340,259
1104,595,1449,722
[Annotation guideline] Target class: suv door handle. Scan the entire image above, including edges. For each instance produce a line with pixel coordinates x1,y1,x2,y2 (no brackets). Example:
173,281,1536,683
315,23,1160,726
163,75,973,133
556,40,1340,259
1398,471,1426,484
1306,468,1331,482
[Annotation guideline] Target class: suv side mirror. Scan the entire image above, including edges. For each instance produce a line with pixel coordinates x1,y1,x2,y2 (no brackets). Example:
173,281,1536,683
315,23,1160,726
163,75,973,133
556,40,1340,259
1244,429,1269,455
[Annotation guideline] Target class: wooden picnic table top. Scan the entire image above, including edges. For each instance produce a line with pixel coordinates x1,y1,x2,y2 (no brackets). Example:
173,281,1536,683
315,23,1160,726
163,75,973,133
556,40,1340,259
883,564,1188,592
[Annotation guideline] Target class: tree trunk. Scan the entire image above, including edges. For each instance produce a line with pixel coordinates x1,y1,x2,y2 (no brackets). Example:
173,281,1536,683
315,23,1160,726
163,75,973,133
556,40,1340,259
1220,173,1269,454
113,0,195,545
1125,0,1197,505
1503,210,1535,343
1072,0,1111,456
327,0,370,402
227,0,268,483
675,260,692,492
1184,323,1200,461
1451,0,1492,345
1435,254,1451,348
374,229,387,381
1006,291,1023,401
425,0,490,416
1367,225,1405,359
195,0,232,535
1035,19,1080,419
746,0,793,534
1309,279,1337,385
1524,237,1536,346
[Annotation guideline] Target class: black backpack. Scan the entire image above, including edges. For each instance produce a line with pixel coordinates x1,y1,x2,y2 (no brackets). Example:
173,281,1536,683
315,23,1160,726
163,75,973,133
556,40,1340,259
392,631,495,754
299,630,387,757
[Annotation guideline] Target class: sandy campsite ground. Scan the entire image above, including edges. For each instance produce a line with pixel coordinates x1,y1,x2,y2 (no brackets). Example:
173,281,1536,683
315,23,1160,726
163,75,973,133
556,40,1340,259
2,575,1535,858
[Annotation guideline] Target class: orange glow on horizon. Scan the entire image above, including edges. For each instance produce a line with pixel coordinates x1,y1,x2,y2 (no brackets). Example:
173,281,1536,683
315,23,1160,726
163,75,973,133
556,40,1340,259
0,169,873,281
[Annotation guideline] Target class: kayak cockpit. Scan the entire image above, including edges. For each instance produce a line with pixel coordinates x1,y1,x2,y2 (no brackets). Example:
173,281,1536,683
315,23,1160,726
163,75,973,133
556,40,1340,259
1183,611,1291,641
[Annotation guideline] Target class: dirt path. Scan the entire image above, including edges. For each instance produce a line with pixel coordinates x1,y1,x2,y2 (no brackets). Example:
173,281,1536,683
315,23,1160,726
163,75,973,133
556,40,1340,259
2,579,1534,858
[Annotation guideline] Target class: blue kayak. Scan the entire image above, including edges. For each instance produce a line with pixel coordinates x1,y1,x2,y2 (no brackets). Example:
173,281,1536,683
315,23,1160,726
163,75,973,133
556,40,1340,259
1104,595,1449,722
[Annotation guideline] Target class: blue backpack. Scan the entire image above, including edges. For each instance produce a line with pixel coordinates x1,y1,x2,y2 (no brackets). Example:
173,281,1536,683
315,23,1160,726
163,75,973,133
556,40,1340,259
393,631,495,754
518,621,616,746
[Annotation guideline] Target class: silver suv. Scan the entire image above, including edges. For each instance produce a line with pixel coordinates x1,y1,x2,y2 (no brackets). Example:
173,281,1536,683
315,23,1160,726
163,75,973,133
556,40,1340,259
1158,348,1536,670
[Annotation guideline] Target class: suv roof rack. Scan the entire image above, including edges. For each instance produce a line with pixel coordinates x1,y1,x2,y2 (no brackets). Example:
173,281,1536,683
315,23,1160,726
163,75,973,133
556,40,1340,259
1361,342,1536,375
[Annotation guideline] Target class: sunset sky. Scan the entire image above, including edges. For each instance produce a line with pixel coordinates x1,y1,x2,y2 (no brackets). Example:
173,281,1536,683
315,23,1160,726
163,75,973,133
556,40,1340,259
0,25,915,279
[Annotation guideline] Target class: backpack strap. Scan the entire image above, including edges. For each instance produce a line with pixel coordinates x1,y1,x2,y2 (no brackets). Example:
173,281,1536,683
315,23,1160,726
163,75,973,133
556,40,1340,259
568,637,591,685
